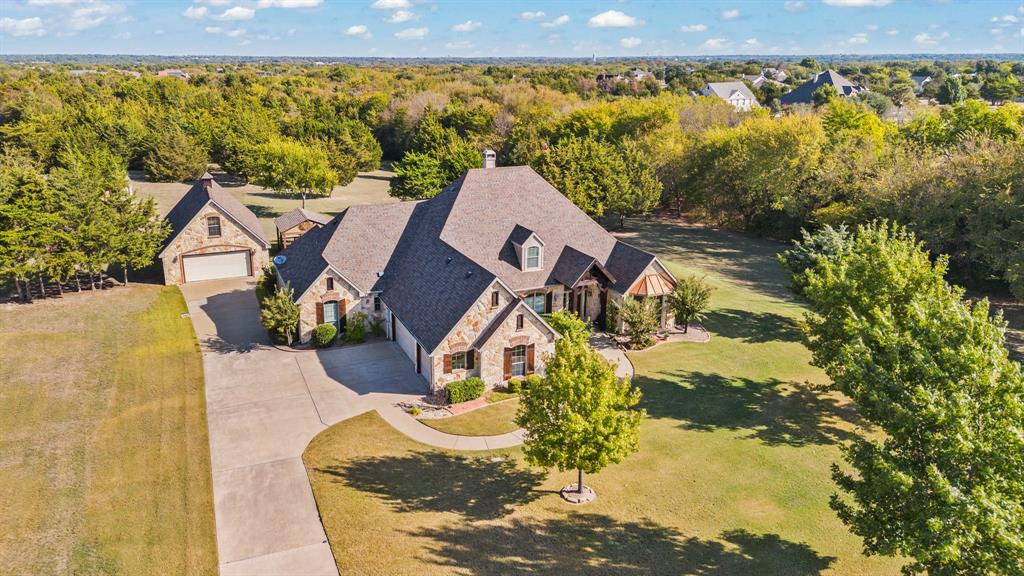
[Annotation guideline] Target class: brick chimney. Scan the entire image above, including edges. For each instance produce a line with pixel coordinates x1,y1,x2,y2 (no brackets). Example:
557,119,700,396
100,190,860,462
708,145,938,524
482,149,496,169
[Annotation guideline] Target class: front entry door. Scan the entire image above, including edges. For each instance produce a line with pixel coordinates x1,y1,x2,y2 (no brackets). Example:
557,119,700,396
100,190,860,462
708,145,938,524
597,289,608,330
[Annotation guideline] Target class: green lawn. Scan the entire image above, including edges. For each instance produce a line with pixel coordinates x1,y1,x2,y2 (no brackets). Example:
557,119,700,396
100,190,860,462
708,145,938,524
419,399,522,436
0,286,217,575
303,216,907,575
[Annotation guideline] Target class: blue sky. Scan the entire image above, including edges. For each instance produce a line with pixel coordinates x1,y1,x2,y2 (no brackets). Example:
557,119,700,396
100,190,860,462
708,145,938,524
1,0,1022,56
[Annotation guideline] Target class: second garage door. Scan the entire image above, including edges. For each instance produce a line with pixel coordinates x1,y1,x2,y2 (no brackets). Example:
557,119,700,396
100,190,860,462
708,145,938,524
182,251,251,282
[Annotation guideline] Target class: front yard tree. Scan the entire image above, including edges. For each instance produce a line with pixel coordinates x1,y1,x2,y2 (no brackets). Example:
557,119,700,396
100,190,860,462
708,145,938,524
110,193,170,286
800,221,1024,575
516,335,643,502
251,138,339,208
668,275,712,333
260,283,301,344
614,295,659,348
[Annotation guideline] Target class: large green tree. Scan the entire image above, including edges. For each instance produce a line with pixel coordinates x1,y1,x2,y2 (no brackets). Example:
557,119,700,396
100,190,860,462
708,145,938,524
799,222,1024,575
143,122,208,182
251,138,339,208
515,335,644,500
389,112,480,200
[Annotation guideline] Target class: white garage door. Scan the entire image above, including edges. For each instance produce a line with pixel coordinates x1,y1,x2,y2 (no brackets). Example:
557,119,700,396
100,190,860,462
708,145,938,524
182,251,250,282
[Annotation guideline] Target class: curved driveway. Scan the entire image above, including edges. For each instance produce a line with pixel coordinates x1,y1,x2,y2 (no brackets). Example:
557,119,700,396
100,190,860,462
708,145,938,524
182,279,523,575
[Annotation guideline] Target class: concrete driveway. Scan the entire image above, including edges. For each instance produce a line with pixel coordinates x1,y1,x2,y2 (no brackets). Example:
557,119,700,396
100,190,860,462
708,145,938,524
182,278,427,576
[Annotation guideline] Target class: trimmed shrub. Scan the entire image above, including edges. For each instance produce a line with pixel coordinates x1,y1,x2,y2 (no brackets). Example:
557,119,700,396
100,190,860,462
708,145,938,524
368,315,385,337
311,323,337,348
525,374,542,389
407,407,421,416
507,378,523,394
344,312,367,344
447,377,485,404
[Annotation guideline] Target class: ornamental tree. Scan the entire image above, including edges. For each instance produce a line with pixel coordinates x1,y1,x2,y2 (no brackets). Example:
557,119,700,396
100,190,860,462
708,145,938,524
800,221,1024,575
613,295,660,348
515,335,643,500
251,138,338,208
260,282,301,344
667,275,712,333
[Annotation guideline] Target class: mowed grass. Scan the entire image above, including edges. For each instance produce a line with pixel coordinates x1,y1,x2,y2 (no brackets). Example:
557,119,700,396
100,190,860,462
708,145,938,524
0,286,217,576
132,167,397,243
303,216,906,575
418,399,522,436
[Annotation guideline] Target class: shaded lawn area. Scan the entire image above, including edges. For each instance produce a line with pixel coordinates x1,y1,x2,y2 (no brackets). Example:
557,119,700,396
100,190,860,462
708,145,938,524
0,286,217,575
303,217,906,575
419,399,521,436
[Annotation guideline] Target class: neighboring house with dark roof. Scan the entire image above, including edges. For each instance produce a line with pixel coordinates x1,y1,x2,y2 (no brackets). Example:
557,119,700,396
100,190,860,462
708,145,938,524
274,207,332,249
780,69,867,106
276,161,676,392
159,173,270,284
700,81,761,111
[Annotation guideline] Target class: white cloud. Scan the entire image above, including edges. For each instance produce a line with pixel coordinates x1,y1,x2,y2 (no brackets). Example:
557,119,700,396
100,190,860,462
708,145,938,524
214,6,255,20
345,24,371,38
783,1,807,12
287,27,295,35
913,30,948,45
1019,27,1023,37
990,15,1018,26
370,0,410,8
204,26,222,33
620,36,641,48
444,40,472,49
991,28,1003,35
67,2,123,31
394,26,427,39
183,5,208,19
520,11,545,20
680,23,707,32
27,0,75,4
386,10,416,23
0,17,46,37
225,27,245,37
257,0,322,7
197,0,232,4
845,32,869,44
720,9,740,20
588,10,643,28
743,37,761,47
823,0,892,5
113,31,131,39
865,23,878,30
451,20,480,32
886,29,899,35
540,15,569,28
700,38,731,50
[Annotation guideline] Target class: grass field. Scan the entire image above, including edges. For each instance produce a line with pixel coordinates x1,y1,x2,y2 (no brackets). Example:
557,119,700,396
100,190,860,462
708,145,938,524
419,399,522,436
132,167,396,244
303,216,907,575
0,286,217,576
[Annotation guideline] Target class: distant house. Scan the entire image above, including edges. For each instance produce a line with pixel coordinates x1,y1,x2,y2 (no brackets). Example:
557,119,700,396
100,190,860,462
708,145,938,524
157,69,190,80
910,75,932,93
780,69,867,106
741,73,786,91
159,173,270,284
275,208,332,249
700,82,761,111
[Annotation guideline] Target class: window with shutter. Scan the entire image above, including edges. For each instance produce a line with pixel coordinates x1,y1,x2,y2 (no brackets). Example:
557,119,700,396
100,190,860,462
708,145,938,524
315,302,324,325
466,350,475,370
545,292,553,314
443,354,452,374
503,348,512,380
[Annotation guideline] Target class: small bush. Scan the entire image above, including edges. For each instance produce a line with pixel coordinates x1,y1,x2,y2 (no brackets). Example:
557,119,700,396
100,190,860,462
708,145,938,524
345,312,367,344
368,314,385,337
311,323,337,348
507,378,523,393
525,374,542,389
447,377,485,404
407,407,421,416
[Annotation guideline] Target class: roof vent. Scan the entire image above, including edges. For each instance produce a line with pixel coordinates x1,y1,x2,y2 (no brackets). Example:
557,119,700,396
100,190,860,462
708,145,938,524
465,270,474,277
446,256,453,264
482,149,496,169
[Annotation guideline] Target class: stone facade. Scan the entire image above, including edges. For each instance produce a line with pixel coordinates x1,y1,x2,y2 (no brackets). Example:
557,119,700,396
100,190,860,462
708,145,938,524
161,203,269,285
429,281,557,391
290,268,382,343
278,220,321,249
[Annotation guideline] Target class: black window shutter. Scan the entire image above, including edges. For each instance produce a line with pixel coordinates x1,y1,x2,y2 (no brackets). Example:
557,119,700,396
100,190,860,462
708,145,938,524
466,350,475,370
545,292,553,313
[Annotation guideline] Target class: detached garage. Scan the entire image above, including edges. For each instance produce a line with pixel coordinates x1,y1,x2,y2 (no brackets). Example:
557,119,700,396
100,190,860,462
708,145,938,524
159,173,270,285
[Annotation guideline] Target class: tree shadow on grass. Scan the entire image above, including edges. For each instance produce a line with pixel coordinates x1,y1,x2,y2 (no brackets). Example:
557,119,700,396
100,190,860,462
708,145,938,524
704,308,803,344
317,452,546,520
247,204,283,219
411,514,835,575
637,370,864,447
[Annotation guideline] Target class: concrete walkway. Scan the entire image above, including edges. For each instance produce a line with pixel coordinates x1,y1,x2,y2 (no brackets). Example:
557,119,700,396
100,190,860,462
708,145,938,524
589,332,635,379
182,279,527,576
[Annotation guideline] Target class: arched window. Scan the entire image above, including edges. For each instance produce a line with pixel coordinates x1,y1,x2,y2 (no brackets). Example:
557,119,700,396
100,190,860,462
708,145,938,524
511,344,527,377
526,246,540,269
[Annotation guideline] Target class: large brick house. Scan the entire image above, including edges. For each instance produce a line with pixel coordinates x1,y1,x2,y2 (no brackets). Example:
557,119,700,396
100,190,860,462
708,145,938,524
275,163,676,392
159,173,270,285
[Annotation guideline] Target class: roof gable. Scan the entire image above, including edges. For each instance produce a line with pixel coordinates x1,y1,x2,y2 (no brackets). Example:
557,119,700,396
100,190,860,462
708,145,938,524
161,175,269,254
274,207,332,233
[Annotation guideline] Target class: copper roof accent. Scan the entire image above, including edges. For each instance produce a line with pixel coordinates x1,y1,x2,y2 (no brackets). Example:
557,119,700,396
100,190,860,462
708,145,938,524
630,272,676,297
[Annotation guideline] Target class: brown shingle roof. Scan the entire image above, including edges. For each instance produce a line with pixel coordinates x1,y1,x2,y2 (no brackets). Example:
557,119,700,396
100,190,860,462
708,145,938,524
161,174,269,254
274,207,332,234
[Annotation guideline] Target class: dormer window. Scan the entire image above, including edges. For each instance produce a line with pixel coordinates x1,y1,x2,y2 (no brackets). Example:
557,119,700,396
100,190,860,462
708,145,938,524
526,246,540,269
